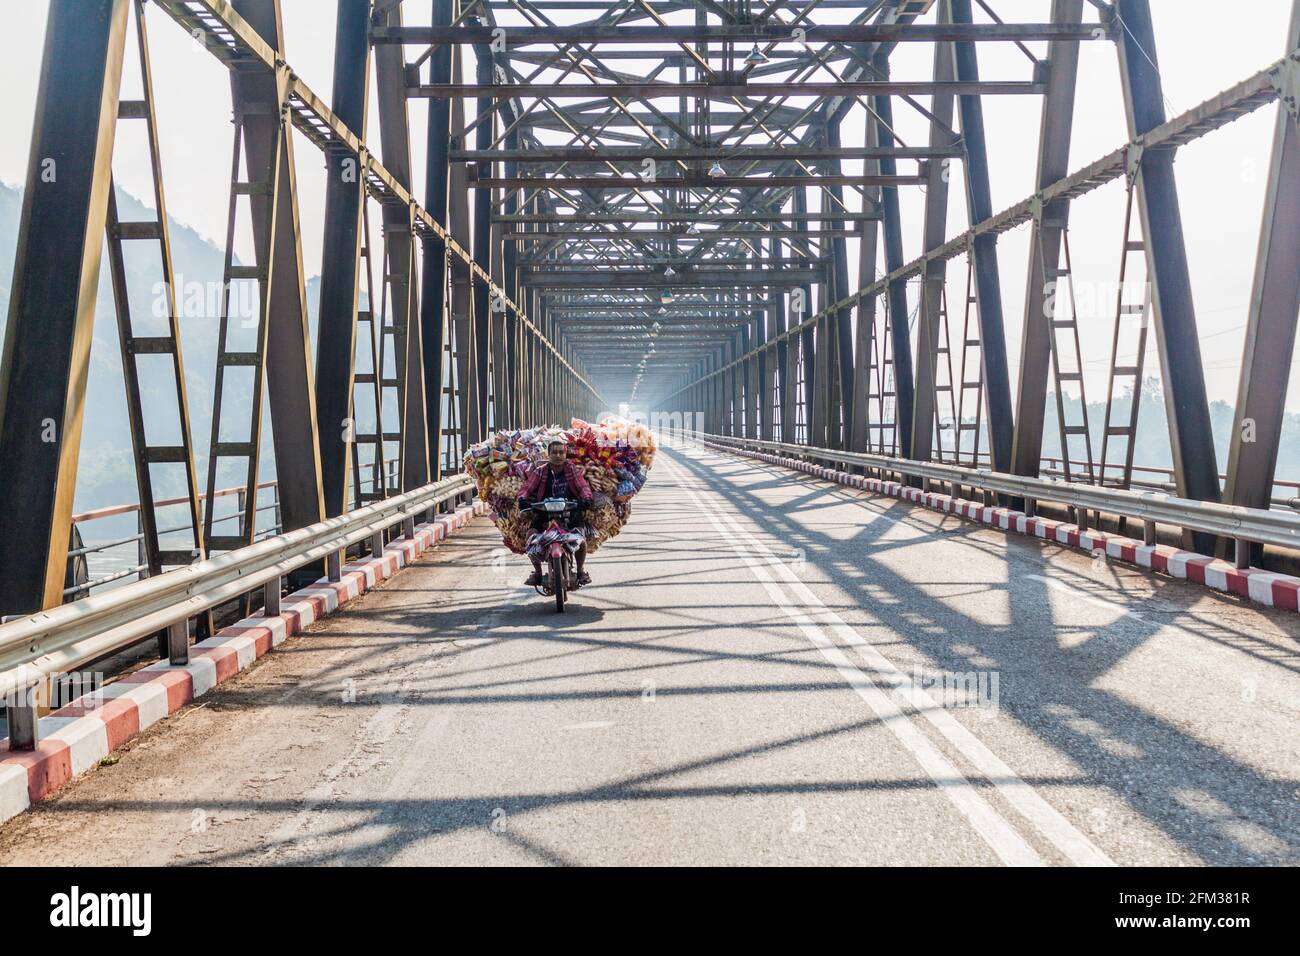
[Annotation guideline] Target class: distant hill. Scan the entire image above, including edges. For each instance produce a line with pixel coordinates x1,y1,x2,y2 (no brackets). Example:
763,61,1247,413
0,182,334,517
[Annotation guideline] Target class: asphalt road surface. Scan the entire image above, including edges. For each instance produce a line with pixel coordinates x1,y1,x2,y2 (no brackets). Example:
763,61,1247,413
2,441,1296,866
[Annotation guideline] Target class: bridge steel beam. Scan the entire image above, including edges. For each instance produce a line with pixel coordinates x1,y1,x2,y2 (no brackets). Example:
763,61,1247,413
874,83,916,458
823,120,854,449
1010,0,1084,481
850,107,885,455
231,0,327,534
375,23,1107,46
374,0,430,491
950,0,1015,473
907,15,957,466
471,36,494,434
1115,0,1222,550
760,235,776,442
1225,0,1300,525
419,0,455,481
0,0,129,616
315,0,371,517
413,80,1045,99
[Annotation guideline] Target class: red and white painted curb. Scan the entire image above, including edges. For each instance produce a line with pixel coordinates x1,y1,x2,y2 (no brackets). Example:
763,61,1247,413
0,499,490,827
706,441,1300,617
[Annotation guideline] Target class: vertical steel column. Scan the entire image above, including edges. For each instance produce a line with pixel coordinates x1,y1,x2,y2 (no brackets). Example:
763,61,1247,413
0,0,129,614
907,15,956,464
1011,0,1084,478
420,0,455,480
449,95,479,442
872,82,915,457
950,0,1015,473
374,0,429,489
1225,1,1300,522
826,118,855,448
315,0,370,517
232,0,326,531
760,236,776,441
1115,0,1221,533
471,36,494,432
793,187,816,443
501,107,521,429
850,109,883,454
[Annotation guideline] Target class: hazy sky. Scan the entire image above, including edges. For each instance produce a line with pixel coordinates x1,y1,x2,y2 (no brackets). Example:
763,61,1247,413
1,0,1296,412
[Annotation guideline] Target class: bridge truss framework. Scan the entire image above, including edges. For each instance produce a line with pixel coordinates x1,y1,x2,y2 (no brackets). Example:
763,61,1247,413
0,0,1298,619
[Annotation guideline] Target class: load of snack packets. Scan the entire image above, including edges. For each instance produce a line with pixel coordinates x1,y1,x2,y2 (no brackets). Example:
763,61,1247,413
463,415,656,554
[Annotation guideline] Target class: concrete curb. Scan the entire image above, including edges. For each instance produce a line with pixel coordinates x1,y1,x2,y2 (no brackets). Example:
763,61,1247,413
0,499,489,827
706,441,1300,617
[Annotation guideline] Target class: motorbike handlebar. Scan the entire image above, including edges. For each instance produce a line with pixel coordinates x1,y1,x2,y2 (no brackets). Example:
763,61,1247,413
519,497,588,513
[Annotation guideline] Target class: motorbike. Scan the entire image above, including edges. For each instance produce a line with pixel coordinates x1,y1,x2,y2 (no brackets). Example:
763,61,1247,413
520,497,586,612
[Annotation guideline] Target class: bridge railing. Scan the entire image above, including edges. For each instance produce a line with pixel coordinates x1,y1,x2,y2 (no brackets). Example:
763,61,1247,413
66,462,403,598
695,433,1300,563
918,452,1300,512
0,473,474,747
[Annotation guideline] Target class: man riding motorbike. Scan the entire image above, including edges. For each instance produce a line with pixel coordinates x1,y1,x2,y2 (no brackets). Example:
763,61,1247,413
517,439,594,587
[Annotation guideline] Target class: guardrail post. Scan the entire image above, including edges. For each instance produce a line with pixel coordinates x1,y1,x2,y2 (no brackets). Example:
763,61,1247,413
1024,497,1036,518
167,619,189,665
403,514,416,539
136,511,147,582
1234,537,1251,570
1143,519,1157,546
263,575,281,617
6,685,38,751
371,530,385,557
326,550,341,583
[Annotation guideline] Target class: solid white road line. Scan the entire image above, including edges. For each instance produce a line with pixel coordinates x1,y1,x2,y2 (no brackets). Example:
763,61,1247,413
667,450,1115,867
664,455,1041,865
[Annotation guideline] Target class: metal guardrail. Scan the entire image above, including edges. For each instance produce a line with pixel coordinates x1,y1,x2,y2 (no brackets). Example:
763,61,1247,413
0,473,474,709
697,433,1300,561
66,462,405,597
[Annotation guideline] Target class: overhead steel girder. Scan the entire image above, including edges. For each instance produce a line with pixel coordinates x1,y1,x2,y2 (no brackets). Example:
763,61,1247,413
412,81,1045,98
497,212,875,223
0,0,129,615
548,303,776,312
1010,0,1084,481
451,145,961,162
471,174,924,190
374,23,1108,45
523,270,822,288
1225,1,1300,516
521,106,813,129
530,257,816,268
503,228,870,240
315,0,370,518
231,0,325,534
1115,0,1222,534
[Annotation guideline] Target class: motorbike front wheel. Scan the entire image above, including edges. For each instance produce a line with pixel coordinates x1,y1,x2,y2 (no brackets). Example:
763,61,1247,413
551,554,566,612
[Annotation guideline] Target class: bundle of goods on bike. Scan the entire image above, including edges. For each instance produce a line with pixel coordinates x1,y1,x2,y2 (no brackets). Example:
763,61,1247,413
463,416,656,610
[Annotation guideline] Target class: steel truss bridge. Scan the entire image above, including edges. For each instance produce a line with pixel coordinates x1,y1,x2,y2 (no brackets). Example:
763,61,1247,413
0,0,1298,865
